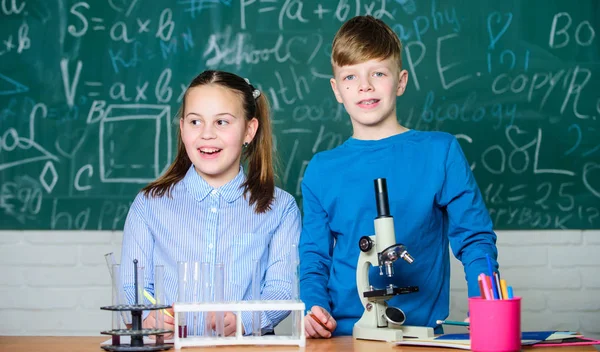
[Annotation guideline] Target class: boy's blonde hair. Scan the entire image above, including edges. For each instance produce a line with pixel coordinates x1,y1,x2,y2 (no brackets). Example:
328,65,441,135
331,16,402,70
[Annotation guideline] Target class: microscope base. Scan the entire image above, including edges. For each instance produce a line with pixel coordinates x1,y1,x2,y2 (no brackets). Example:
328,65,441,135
353,324,434,342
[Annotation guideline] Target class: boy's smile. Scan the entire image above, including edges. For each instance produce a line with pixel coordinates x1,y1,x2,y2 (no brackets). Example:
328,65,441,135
330,57,408,139
357,98,380,109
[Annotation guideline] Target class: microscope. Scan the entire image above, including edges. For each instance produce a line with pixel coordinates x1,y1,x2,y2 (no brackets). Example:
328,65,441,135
352,178,434,342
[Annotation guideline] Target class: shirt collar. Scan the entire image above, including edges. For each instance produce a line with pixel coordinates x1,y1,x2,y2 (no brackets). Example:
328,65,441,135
183,164,246,203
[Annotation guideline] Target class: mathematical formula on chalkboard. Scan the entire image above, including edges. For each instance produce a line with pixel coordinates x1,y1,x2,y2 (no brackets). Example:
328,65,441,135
1,0,599,229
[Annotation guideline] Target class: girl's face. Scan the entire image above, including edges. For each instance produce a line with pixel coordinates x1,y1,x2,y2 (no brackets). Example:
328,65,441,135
180,84,258,188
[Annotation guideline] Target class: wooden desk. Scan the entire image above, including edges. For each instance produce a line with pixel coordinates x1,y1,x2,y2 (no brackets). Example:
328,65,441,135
0,336,596,351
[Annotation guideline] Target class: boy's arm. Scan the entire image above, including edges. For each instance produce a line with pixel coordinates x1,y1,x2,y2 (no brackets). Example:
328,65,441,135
120,194,155,307
299,157,334,313
239,197,302,335
437,138,499,298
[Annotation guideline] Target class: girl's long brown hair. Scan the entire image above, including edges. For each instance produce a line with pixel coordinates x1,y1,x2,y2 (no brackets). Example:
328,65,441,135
141,70,275,213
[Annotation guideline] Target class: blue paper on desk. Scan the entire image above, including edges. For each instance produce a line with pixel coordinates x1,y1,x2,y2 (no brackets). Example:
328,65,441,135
435,331,577,344
396,331,594,350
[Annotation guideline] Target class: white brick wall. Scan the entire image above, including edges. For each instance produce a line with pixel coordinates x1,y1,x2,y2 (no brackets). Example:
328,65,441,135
0,231,120,335
1,230,599,341
446,230,600,341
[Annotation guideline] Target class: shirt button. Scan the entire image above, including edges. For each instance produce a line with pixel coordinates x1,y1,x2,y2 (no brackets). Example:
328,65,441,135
211,190,218,196
208,243,214,249
211,207,217,213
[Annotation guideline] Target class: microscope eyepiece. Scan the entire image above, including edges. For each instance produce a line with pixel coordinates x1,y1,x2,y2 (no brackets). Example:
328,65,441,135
374,178,391,218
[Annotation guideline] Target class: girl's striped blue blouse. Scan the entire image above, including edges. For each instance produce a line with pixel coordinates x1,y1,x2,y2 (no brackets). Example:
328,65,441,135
120,165,301,335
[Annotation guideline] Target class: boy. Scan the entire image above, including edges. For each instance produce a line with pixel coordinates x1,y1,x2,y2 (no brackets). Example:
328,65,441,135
298,16,498,338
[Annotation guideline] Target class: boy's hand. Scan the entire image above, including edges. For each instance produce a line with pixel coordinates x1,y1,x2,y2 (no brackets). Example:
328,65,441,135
304,306,336,338
142,307,175,339
207,311,241,336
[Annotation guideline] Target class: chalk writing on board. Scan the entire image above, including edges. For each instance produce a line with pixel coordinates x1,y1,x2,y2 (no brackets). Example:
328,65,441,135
1,0,599,230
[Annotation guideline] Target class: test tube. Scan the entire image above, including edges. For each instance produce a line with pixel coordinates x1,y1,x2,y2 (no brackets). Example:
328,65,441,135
110,264,121,330
252,259,261,336
177,261,188,338
214,263,225,337
291,244,300,300
111,264,122,345
290,244,301,337
201,262,211,336
135,263,144,306
154,265,165,344
154,265,165,330
191,261,201,336
104,253,131,325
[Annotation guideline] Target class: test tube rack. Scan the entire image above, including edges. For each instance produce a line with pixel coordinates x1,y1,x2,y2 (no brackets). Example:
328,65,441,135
100,259,173,351
100,303,173,351
173,299,306,349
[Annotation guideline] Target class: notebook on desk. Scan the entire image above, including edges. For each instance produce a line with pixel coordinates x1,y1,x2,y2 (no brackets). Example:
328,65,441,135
396,331,600,349
531,333,600,348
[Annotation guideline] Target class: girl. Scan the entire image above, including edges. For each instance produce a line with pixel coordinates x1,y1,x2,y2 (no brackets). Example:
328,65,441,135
120,70,301,336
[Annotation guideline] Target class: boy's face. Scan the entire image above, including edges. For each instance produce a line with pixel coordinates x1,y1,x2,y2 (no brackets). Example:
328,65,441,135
330,57,408,139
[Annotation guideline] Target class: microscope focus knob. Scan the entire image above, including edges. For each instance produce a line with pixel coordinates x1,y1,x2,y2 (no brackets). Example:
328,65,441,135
359,236,374,252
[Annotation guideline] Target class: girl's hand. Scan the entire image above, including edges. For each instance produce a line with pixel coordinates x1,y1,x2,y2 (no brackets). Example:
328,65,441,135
142,307,175,339
207,311,240,336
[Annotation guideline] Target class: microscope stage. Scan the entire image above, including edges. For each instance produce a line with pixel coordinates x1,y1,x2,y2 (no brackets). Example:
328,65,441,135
363,285,418,298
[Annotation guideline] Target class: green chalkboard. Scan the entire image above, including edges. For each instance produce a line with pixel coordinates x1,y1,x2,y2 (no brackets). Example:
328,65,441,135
1,0,599,230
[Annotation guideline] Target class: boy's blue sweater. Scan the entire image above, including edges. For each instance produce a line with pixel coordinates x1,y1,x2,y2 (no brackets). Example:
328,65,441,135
299,130,498,336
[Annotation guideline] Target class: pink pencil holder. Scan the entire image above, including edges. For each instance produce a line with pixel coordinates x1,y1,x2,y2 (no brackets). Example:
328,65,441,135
469,296,521,352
